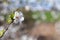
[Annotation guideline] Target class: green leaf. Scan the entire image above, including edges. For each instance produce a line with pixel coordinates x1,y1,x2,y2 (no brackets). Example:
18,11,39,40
7,18,12,24
5,12,14,24
0,30,5,38
45,11,54,22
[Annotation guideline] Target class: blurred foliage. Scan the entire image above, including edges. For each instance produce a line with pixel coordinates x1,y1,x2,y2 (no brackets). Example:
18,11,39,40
45,11,54,22
32,11,60,23
32,11,41,21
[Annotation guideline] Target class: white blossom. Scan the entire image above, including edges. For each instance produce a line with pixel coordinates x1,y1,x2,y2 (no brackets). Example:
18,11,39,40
13,11,24,24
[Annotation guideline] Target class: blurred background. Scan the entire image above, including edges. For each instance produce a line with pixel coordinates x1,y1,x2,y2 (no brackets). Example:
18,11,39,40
0,0,60,40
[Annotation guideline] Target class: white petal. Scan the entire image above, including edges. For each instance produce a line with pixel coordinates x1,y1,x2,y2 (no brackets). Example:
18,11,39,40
15,11,20,16
13,19,19,24
20,17,24,22
19,12,23,16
